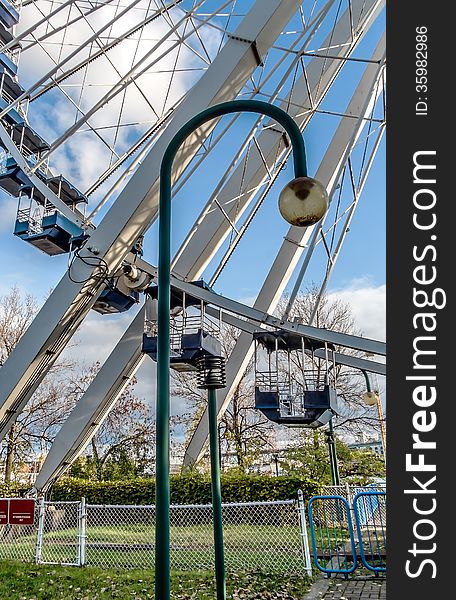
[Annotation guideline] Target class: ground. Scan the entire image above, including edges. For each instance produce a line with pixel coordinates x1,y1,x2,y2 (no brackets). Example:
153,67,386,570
302,575,386,600
0,560,312,599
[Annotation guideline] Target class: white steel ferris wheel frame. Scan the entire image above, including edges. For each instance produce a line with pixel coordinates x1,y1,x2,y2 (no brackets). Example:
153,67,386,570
0,0,386,490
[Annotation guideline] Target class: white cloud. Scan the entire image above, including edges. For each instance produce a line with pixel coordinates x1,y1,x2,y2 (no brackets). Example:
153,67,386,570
63,309,137,366
328,280,386,342
17,1,223,198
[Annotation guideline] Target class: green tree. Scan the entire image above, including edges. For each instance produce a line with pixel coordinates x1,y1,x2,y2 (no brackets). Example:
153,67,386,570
280,430,385,484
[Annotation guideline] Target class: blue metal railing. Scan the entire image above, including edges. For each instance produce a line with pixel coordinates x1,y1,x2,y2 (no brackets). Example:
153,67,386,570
353,491,386,573
308,495,357,576
308,490,387,576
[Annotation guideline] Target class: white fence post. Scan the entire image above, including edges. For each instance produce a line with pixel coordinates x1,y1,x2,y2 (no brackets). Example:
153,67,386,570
297,490,313,577
345,482,351,504
35,497,45,564
78,497,87,567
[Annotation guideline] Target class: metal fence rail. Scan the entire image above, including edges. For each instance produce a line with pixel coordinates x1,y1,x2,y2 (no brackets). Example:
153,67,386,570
353,491,386,572
0,497,311,575
39,501,81,566
308,495,357,576
308,487,387,576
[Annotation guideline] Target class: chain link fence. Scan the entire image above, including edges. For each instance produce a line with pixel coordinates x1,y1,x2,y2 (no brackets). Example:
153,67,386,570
0,497,311,575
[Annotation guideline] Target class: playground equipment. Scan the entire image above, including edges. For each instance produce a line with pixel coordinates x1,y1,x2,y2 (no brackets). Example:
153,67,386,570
0,5,386,596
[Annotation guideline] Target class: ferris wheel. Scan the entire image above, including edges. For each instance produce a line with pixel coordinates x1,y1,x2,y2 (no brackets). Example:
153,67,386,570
0,0,386,491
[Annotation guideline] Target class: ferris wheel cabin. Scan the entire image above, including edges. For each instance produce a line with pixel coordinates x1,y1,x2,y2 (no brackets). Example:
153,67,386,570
254,330,338,428
142,281,224,379
0,5,87,257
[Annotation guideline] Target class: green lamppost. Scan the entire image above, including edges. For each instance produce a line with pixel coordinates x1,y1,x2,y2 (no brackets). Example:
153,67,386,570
155,99,328,600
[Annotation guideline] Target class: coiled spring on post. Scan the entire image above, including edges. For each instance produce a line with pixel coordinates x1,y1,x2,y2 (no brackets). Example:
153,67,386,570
196,355,226,390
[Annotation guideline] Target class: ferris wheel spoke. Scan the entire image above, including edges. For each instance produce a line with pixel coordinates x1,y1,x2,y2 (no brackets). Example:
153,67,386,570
28,0,232,173
173,1,384,284
19,0,115,55
28,2,183,103
0,0,143,120
24,33,124,161
168,0,341,245
1,0,79,53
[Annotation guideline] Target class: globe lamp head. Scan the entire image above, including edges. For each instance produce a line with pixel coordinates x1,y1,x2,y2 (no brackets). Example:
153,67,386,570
278,177,329,227
362,391,379,406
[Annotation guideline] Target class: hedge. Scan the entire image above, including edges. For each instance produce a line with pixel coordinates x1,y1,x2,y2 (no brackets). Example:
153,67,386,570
1,473,321,505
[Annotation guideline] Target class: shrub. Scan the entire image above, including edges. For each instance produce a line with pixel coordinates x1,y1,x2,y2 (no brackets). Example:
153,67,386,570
6,473,320,504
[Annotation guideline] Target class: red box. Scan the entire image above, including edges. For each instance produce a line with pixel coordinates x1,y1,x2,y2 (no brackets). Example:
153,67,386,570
8,499,35,525
0,499,8,525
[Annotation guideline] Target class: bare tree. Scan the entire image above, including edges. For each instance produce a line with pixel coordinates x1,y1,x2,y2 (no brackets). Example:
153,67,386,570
67,363,155,481
0,287,154,483
0,376,77,482
0,286,38,365
0,286,38,481
0,286,79,482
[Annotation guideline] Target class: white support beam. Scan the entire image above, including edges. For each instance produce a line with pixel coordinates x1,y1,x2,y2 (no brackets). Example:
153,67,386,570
0,0,302,441
134,259,386,356
183,33,386,467
204,304,386,375
165,269,386,356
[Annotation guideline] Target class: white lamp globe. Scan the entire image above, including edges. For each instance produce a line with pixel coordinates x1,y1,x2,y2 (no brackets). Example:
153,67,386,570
278,177,328,227
362,391,379,406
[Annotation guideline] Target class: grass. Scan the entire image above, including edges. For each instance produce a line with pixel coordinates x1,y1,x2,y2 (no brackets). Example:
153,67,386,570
0,523,304,572
0,559,312,599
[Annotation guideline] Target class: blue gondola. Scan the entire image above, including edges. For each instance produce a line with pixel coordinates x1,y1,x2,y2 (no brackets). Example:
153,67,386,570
14,209,84,256
0,50,17,76
0,67,24,102
254,330,338,428
0,0,20,29
142,281,222,371
92,285,140,315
